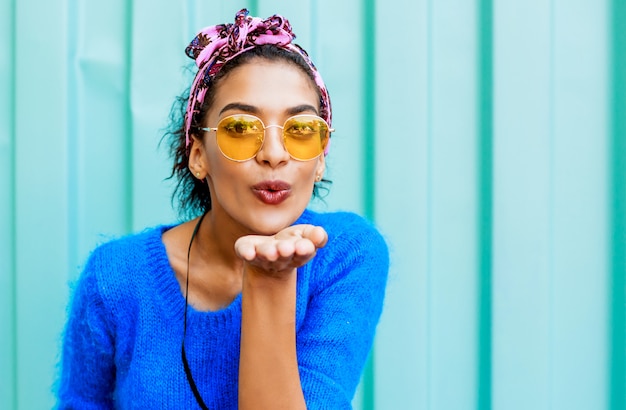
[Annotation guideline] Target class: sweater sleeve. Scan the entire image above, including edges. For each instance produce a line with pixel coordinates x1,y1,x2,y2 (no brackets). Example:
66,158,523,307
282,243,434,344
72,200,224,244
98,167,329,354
57,250,116,409
297,214,389,409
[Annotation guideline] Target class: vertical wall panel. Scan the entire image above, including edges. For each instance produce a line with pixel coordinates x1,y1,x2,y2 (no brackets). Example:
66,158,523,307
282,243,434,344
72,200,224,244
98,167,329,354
69,1,134,272
373,0,429,408
14,0,70,408
311,0,367,215
551,1,608,408
129,0,185,229
429,0,479,408
492,1,553,408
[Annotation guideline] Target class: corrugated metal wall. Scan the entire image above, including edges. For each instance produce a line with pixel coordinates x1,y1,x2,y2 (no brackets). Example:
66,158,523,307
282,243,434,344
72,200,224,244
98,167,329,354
1,0,624,409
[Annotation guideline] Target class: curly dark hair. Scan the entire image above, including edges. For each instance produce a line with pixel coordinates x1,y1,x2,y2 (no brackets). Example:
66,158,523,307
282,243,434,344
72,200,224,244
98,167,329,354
163,45,332,220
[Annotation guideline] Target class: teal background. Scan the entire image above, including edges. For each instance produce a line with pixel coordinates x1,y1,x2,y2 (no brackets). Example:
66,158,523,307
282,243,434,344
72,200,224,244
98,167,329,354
2,0,625,409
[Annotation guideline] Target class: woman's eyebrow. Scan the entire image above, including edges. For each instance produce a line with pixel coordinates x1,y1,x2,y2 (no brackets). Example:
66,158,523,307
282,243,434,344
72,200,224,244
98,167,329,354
219,103,319,117
286,104,319,116
219,103,258,115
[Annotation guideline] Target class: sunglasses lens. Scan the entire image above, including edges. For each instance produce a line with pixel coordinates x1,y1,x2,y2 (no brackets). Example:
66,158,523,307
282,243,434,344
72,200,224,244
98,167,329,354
216,115,264,161
283,115,329,160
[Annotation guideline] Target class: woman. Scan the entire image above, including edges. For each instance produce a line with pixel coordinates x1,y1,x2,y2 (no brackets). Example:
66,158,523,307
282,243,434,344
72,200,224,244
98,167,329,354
58,9,388,409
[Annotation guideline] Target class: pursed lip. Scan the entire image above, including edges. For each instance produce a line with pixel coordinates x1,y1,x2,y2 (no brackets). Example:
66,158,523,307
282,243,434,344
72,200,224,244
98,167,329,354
251,180,292,205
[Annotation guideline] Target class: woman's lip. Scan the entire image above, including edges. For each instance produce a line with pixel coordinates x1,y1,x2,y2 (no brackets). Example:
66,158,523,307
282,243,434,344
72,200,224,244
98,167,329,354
251,180,292,205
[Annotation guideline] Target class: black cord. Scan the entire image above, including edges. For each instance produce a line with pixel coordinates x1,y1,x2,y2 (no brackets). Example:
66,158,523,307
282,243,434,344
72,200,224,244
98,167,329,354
181,212,210,410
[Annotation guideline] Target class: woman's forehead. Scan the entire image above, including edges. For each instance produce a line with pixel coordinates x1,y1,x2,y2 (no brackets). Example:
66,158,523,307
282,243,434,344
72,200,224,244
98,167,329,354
211,61,320,116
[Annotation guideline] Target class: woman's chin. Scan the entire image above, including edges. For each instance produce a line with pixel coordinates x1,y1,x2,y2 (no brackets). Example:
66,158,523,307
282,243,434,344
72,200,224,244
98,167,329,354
244,212,300,236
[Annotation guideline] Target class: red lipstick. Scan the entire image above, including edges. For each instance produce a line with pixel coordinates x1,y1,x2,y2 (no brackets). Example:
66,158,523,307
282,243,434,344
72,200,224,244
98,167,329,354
251,180,292,205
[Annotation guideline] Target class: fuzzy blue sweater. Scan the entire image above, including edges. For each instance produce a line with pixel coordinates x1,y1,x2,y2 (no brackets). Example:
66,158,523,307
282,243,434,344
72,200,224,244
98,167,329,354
57,210,389,409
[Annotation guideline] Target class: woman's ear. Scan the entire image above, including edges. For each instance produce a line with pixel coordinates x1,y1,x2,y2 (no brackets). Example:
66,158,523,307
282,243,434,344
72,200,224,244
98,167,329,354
315,155,326,182
188,135,209,180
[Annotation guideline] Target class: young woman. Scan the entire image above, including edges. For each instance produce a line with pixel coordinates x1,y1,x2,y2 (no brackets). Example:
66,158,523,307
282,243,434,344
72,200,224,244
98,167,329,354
57,9,388,409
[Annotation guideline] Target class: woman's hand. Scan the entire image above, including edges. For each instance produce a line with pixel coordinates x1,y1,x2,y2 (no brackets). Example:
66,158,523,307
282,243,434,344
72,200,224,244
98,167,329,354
234,224,328,275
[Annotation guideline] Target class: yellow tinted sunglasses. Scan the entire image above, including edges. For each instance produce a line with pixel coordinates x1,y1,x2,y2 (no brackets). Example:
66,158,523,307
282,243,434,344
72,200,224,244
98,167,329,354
200,114,332,162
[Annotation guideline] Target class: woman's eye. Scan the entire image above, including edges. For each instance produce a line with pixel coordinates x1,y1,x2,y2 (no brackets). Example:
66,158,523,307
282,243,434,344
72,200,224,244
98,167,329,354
225,121,257,134
287,122,316,134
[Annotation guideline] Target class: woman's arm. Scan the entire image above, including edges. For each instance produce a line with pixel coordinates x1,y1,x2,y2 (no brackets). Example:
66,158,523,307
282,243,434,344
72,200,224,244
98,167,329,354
294,215,389,407
236,216,389,409
57,257,116,409
239,266,305,409
236,225,327,410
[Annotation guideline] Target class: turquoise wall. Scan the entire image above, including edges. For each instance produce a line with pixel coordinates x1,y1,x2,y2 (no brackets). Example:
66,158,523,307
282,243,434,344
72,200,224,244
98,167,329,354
2,0,625,408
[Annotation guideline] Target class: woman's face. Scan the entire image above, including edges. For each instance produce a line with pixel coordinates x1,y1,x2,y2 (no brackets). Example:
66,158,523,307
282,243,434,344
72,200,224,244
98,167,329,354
190,59,326,236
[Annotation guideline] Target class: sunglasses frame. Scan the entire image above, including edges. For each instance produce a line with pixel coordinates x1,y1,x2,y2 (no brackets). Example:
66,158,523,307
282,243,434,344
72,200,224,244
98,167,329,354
199,113,334,162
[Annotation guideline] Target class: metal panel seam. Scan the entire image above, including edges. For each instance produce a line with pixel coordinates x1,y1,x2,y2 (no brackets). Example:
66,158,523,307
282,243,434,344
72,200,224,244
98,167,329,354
610,1,626,408
125,1,134,231
9,0,18,407
477,0,493,409
362,0,376,408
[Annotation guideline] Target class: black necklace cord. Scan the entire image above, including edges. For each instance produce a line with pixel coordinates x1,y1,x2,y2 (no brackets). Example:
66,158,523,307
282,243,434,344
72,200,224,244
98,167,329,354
182,212,210,410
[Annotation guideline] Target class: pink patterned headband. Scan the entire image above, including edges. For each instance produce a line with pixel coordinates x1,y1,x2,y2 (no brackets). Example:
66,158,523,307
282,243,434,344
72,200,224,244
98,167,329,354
184,8,332,153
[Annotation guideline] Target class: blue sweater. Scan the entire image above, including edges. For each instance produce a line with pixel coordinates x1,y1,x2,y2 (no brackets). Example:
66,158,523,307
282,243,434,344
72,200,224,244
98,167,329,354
57,210,389,409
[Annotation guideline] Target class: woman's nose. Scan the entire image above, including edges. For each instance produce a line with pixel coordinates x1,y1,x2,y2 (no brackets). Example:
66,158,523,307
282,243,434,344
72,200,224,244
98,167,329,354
255,125,290,166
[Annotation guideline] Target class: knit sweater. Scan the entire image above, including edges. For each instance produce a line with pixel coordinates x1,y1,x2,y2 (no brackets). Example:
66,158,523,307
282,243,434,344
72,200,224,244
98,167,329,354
57,209,389,409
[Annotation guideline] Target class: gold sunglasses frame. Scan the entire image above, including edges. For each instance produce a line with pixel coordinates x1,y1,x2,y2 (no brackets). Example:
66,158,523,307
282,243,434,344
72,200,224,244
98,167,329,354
199,114,334,162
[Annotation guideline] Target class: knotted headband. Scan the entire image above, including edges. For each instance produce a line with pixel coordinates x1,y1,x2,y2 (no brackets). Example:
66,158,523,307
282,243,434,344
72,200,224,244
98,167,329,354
184,8,332,153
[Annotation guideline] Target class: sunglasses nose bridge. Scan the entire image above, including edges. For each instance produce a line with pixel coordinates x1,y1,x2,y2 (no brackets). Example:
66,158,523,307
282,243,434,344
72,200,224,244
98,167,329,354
256,123,290,159
263,123,284,134
261,123,287,145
